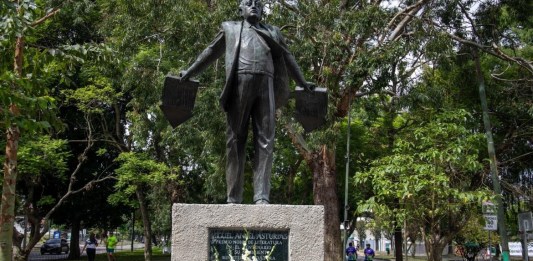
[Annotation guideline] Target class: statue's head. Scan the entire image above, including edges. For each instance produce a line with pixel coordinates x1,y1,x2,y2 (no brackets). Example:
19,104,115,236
239,0,264,24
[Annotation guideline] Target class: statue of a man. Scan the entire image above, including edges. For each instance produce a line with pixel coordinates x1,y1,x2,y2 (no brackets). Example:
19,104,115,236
180,0,312,204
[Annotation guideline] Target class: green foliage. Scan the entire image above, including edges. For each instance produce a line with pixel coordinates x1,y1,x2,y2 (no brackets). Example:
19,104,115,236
0,70,58,133
62,74,120,114
0,2,530,260
356,109,491,230
17,135,70,179
98,0,240,202
36,195,56,207
147,183,174,238
455,215,501,246
109,152,173,206
0,0,117,136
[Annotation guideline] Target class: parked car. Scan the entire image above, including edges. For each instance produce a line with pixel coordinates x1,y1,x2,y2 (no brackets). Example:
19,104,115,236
40,238,69,255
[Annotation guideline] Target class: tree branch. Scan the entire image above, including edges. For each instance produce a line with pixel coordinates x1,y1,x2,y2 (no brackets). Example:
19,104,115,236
501,180,532,203
444,32,533,75
31,7,61,27
22,116,115,252
278,0,299,14
425,5,533,75
385,0,430,42
67,115,93,192
386,0,427,29
457,2,479,37
284,120,312,162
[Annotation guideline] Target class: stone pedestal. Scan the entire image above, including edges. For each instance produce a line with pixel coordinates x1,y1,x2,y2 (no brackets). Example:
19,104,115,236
172,204,324,261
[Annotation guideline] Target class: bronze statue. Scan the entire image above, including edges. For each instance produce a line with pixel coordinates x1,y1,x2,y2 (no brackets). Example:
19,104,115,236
179,0,314,204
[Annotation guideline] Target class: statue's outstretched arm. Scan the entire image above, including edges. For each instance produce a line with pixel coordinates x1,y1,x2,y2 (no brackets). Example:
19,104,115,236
181,31,225,81
277,31,314,91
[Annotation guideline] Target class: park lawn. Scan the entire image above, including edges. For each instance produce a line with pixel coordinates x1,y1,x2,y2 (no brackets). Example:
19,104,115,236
94,248,171,261
376,255,429,261
56,249,171,261
95,251,170,261
374,252,444,261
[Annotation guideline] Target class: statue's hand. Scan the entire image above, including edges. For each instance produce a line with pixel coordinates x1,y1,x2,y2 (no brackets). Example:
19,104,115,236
304,82,316,92
179,70,190,82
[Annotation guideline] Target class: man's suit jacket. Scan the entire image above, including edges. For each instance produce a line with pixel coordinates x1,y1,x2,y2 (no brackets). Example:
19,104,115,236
186,21,306,112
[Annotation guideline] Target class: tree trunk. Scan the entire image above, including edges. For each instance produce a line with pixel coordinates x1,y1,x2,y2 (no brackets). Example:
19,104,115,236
0,125,21,260
12,229,26,261
14,229,45,261
394,226,403,261
422,231,448,261
0,126,20,260
309,145,342,261
13,210,47,261
2,3,62,258
68,218,81,259
0,31,24,261
136,188,152,261
425,240,446,261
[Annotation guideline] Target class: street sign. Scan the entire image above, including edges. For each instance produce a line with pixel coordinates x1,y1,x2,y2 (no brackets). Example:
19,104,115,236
484,215,498,231
482,201,497,215
518,212,533,232
509,242,533,256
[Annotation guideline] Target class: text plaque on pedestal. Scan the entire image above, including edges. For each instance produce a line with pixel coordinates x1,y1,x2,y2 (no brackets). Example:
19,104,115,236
209,229,289,261
172,204,325,260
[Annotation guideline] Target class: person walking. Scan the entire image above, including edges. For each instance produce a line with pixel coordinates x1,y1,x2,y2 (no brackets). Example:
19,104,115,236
364,244,375,261
81,232,98,261
106,231,118,261
346,242,358,261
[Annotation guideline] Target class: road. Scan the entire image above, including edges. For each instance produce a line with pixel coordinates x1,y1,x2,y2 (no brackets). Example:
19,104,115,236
29,245,106,261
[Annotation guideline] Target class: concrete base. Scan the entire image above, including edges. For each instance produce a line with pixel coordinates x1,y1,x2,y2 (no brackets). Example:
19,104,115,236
172,204,324,260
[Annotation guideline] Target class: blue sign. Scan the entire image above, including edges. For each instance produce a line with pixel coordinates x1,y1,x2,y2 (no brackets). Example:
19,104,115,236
53,231,61,239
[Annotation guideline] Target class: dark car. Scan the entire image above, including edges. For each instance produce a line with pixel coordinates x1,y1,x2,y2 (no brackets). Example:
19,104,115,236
40,238,69,255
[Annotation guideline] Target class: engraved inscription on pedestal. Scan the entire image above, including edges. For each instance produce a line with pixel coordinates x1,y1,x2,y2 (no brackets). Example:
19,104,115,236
209,229,289,261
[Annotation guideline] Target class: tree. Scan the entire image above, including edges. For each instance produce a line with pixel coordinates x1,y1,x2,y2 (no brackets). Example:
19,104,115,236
0,0,63,258
110,152,173,261
357,110,492,261
267,1,434,259
426,2,533,258
454,216,498,261
14,136,68,257
355,217,368,248
68,1,531,261
1,1,121,259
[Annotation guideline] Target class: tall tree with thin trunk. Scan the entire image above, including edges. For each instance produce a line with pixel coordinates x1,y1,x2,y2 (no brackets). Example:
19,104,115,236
1,1,119,259
0,1,61,258
110,152,173,261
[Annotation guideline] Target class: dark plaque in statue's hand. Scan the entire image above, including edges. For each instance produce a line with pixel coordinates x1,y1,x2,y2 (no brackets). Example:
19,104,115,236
160,75,199,128
294,86,327,132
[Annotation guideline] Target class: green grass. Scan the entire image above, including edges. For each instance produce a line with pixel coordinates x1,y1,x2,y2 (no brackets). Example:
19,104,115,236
375,254,429,261
367,251,429,261
93,249,171,261
372,251,469,261
50,249,171,261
